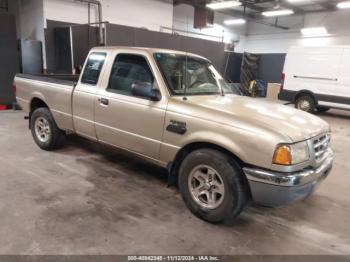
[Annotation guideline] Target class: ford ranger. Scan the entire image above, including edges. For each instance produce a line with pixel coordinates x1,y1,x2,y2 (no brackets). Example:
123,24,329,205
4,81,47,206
15,47,334,223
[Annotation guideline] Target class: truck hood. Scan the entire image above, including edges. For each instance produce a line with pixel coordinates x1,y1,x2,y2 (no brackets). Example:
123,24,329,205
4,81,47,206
170,95,330,142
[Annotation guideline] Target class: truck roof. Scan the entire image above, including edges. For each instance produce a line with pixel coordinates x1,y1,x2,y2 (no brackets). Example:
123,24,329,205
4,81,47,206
91,46,209,61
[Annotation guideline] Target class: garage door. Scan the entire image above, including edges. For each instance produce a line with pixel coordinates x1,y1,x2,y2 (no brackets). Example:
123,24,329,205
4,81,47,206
0,13,19,105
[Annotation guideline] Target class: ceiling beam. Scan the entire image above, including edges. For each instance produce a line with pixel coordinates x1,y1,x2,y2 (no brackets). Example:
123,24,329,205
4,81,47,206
275,0,305,14
174,0,289,29
318,1,337,11
240,1,265,12
173,0,344,30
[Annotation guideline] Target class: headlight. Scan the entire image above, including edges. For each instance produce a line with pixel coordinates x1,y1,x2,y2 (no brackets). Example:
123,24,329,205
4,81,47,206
273,142,310,165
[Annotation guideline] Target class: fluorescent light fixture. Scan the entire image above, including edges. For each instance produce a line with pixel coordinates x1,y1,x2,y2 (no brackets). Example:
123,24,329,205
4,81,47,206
262,9,294,17
301,27,329,37
206,1,242,10
287,0,310,2
224,18,246,25
337,1,350,8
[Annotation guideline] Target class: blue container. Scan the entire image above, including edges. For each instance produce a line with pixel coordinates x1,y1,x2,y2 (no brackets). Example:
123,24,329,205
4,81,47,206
256,80,267,97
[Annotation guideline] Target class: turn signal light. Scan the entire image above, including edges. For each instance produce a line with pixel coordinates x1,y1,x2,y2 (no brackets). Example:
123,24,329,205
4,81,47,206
273,145,292,165
280,73,285,92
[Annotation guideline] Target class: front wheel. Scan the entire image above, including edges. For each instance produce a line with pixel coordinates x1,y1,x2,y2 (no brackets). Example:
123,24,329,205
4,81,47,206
178,149,247,223
30,107,65,150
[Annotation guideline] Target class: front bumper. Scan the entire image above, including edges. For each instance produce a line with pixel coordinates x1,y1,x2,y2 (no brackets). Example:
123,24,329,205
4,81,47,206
243,150,334,207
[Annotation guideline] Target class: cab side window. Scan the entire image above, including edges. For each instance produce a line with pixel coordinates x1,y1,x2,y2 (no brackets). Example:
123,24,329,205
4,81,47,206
107,54,154,96
81,52,106,85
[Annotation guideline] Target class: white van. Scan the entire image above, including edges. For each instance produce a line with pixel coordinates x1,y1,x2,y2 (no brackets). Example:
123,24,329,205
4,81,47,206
279,46,350,113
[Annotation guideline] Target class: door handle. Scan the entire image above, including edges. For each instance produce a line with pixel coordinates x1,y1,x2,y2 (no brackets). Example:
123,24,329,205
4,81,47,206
98,98,109,106
293,75,338,81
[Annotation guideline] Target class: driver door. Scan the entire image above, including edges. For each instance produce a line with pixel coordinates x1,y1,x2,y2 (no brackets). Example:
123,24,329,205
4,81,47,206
94,52,167,160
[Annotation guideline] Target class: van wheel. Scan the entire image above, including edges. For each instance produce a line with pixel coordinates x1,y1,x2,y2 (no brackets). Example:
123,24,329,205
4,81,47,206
295,95,315,113
178,149,247,223
30,108,65,150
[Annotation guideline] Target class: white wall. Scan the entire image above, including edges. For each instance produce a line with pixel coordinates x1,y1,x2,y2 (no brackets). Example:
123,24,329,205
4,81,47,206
15,0,350,66
17,0,47,67
18,0,45,41
244,9,350,53
172,3,247,52
43,0,173,31
43,1,249,52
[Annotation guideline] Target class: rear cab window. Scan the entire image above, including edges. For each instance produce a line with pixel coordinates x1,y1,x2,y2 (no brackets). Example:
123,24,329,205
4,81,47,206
81,52,106,85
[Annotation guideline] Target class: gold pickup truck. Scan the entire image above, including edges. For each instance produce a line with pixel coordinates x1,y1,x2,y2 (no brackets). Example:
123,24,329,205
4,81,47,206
15,47,334,223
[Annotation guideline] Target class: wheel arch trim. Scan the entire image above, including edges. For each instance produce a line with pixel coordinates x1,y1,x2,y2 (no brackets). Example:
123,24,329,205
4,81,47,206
167,140,247,185
30,94,49,114
295,90,318,105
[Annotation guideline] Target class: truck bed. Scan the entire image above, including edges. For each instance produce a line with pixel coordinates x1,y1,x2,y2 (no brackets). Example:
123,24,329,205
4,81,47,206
16,74,79,86
15,73,77,132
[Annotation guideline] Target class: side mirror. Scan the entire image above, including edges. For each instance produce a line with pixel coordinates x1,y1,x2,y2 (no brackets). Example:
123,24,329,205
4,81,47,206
131,82,161,101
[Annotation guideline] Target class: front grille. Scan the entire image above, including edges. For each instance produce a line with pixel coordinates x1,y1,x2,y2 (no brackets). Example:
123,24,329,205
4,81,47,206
313,133,331,161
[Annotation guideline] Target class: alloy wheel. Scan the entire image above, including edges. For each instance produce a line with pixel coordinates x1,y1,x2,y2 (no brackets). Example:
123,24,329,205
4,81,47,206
34,117,51,143
188,165,225,209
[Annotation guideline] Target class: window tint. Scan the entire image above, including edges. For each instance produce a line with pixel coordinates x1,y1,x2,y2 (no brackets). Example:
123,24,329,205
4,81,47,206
81,52,106,85
107,54,154,95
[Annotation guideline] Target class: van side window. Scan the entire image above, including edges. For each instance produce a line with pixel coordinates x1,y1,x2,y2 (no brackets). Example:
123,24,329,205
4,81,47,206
81,52,106,85
107,54,154,96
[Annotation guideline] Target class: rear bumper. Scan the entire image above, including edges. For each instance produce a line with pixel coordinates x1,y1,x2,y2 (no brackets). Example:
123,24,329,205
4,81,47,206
243,150,334,206
278,90,297,102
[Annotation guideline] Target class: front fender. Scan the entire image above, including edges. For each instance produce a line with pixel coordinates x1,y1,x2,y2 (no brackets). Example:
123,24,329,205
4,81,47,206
161,123,278,170
182,130,246,162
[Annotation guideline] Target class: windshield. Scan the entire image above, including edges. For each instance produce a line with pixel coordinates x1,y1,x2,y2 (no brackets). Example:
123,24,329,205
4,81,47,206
154,53,239,96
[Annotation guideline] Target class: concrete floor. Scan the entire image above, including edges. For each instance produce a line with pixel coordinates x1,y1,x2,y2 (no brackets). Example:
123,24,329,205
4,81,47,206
0,109,350,255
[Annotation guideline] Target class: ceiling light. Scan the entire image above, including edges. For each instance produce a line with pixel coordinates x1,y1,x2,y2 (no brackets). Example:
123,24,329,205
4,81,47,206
224,18,246,25
206,1,242,10
301,27,329,37
262,9,294,17
337,1,350,8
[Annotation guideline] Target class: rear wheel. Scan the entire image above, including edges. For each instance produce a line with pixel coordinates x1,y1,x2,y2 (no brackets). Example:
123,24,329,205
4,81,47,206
295,95,315,113
30,108,65,150
178,149,247,223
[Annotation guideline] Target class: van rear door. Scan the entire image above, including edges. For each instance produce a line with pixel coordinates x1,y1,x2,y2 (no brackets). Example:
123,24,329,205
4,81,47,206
284,47,341,97
336,48,350,106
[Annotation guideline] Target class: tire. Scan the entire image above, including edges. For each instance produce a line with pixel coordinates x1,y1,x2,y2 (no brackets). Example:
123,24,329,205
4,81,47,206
316,106,330,113
178,149,247,223
295,95,316,113
30,107,65,150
